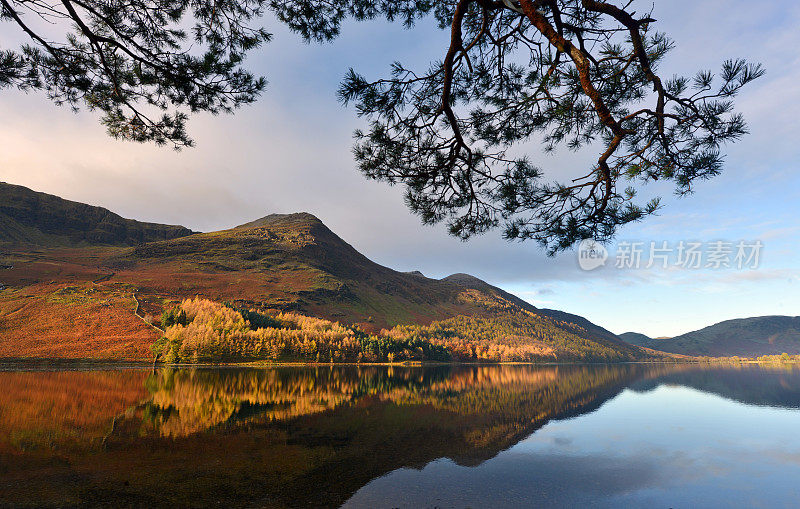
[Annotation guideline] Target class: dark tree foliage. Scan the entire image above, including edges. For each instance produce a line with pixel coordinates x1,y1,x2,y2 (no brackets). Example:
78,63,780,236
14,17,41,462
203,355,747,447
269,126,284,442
0,0,270,147
1,0,762,250
334,0,764,251
161,306,187,328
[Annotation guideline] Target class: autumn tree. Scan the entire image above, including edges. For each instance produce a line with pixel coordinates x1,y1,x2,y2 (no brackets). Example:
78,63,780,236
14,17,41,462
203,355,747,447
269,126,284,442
0,0,761,250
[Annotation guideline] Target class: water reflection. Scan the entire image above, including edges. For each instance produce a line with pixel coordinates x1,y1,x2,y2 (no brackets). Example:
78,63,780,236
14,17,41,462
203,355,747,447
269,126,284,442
1,363,799,507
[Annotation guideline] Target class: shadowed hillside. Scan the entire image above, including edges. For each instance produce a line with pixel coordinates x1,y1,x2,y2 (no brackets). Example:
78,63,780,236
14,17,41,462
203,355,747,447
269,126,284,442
619,332,654,347
0,182,194,247
619,316,800,356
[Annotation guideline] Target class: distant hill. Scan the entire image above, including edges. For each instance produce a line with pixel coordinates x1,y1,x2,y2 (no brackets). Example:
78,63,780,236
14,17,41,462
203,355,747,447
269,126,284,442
0,186,645,361
619,317,800,356
0,182,194,246
619,332,654,347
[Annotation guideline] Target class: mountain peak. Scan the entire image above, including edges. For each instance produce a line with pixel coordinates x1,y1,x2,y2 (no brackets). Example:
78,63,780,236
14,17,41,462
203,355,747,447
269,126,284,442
235,212,322,230
442,273,487,285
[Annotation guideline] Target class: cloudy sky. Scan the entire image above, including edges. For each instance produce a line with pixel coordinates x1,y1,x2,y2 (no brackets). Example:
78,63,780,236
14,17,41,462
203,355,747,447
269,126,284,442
1,0,798,337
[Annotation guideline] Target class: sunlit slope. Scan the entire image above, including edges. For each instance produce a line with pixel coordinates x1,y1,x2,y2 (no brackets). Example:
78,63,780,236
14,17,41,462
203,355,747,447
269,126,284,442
113,213,642,359
111,212,481,328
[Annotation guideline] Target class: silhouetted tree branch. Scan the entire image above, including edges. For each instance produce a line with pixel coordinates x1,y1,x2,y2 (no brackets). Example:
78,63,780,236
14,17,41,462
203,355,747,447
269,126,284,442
334,1,762,252
1,0,270,147
1,0,763,250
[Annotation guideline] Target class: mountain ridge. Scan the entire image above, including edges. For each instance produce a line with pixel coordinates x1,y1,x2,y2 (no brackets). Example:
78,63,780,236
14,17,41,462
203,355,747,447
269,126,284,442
619,316,800,356
0,182,195,246
619,332,654,347
0,182,644,361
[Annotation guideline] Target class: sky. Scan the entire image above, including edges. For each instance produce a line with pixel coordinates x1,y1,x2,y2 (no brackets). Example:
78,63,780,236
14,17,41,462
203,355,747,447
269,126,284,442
1,0,798,337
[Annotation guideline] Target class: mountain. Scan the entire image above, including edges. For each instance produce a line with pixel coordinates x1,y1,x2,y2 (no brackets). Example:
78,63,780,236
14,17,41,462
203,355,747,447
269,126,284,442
440,274,618,339
619,316,800,356
441,274,629,351
113,212,484,327
0,184,644,361
619,332,654,347
0,182,194,247
537,308,624,346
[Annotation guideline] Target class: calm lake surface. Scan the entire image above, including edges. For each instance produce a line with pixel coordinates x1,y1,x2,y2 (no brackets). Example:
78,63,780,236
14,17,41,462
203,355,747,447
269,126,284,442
1,364,800,507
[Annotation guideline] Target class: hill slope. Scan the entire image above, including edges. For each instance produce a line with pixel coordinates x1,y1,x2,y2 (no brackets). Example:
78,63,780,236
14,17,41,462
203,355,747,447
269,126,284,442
0,185,644,361
440,275,622,344
0,182,194,246
620,316,800,356
112,212,478,327
619,332,654,347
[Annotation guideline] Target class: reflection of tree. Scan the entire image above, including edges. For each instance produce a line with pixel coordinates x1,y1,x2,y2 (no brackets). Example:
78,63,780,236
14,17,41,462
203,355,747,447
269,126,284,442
0,370,150,451
143,368,367,436
139,365,651,444
4,364,800,507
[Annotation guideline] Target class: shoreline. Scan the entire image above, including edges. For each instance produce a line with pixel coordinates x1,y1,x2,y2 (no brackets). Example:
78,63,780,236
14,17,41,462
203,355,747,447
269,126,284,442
1,357,798,371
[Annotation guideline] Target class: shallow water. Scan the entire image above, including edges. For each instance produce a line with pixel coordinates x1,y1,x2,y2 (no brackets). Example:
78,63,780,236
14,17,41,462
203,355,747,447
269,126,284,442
1,363,799,507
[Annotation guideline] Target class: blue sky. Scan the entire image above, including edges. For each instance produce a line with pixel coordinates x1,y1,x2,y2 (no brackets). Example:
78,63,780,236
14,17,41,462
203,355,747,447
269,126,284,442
1,0,798,337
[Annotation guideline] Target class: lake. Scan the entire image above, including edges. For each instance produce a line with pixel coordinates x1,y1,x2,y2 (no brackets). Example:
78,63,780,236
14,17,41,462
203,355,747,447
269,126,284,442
1,363,799,507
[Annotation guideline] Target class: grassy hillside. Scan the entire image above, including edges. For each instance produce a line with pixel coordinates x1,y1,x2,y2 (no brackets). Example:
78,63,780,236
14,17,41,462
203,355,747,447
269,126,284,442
106,212,481,328
0,182,194,247
619,316,800,356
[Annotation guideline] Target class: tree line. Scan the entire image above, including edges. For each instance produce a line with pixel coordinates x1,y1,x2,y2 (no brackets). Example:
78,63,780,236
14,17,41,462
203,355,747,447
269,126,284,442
152,297,641,363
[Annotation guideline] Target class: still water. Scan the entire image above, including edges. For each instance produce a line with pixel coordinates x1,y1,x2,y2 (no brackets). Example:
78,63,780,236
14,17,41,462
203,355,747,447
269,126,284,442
1,363,799,507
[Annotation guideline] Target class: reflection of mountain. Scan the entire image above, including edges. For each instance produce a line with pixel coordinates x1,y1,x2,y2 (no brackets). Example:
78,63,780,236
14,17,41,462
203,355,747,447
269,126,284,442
631,365,800,409
2,364,800,507
0,369,150,452
130,365,657,507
